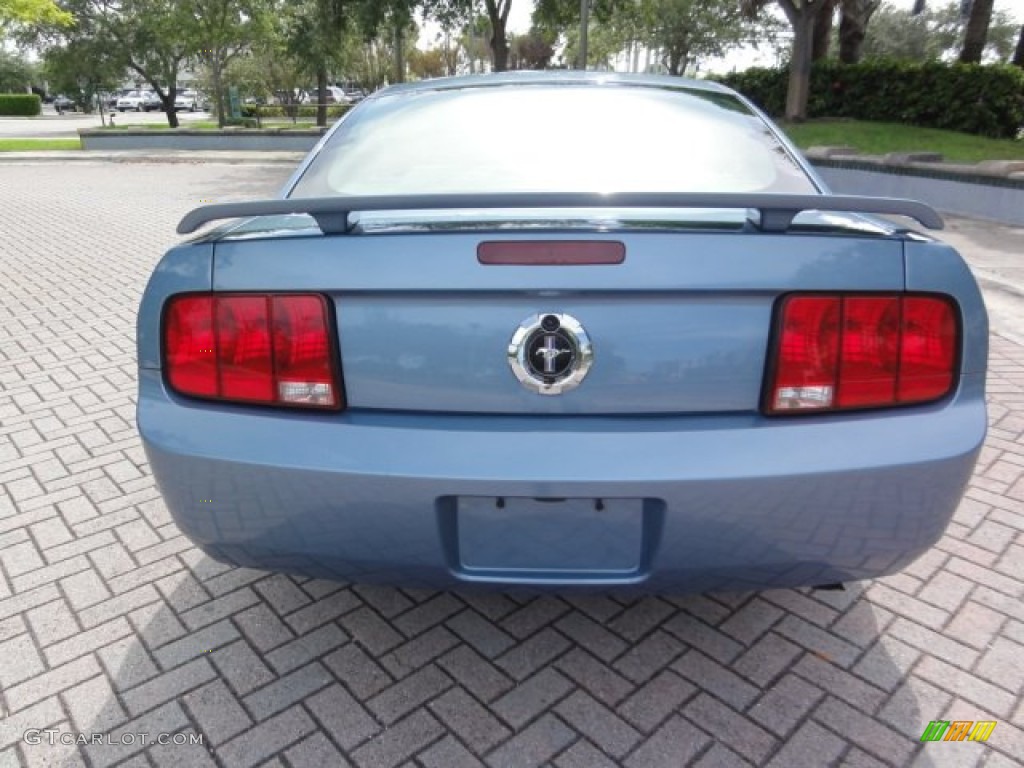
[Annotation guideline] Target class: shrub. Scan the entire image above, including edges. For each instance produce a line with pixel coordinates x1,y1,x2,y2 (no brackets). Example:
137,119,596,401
716,67,788,117
717,61,1024,139
0,93,42,116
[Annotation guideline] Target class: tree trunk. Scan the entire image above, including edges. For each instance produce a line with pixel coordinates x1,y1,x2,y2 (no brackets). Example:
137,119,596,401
1010,24,1023,67
959,0,994,63
666,45,689,76
485,1,510,72
666,51,681,76
812,0,838,62
394,21,405,83
578,0,589,70
213,59,225,128
316,68,327,127
163,86,179,128
838,0,880,64
490,24,509,70
783,1,823,122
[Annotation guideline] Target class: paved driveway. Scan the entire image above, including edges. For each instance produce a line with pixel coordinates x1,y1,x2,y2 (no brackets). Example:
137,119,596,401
0,162,1022,768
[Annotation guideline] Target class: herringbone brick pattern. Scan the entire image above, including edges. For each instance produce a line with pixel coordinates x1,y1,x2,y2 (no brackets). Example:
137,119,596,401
1,163,1022,767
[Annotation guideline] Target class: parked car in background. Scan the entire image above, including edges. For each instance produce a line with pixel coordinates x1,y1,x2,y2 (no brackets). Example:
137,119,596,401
326,86,351,105
140,72,988,594
53,94,77,113
116,90,148,111
174,90,200,111
142,91,163,112
338,81,368,103
297,86,350,105
332,86,353,105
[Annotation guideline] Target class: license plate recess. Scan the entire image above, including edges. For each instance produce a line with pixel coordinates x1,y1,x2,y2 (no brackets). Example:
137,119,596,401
456,496,644,575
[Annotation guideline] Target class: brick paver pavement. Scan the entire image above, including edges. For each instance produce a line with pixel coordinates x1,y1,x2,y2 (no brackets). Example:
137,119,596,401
1,162,1022,768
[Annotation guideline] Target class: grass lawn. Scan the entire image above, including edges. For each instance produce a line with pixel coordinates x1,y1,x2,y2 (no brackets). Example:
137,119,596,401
782,120,1024,164
0,138,81,152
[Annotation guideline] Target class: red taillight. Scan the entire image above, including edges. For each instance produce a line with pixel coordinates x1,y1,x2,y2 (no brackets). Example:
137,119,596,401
271,295,337,406
772,296,841,410
838,296,900,408
767,293,957,414
164,294,341,410
166,296,217,397
217,296,274,402
898,296,956,403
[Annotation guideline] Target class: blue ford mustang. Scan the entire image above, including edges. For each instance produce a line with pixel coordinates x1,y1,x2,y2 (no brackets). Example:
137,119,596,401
137,72,988,593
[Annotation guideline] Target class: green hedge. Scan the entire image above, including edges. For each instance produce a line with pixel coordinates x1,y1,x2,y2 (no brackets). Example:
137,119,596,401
717,61,1024,139
223,117,259,128
242,104,351,119
0,93,41,116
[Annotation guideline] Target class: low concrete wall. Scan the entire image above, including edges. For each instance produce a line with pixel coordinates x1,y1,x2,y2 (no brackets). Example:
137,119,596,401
810,157,1024,227
80,128,325,152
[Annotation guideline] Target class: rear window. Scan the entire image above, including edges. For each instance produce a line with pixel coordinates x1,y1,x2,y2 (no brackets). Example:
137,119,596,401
290,84,816,198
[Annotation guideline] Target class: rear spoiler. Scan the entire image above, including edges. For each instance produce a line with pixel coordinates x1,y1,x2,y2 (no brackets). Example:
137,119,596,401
176,192,943,236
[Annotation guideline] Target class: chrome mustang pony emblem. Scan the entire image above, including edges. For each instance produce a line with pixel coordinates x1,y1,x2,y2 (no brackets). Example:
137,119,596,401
508,313,593,395
534,336,571,373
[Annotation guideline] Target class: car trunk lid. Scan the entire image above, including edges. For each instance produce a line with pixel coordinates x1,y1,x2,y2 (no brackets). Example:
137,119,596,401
212,228,904,415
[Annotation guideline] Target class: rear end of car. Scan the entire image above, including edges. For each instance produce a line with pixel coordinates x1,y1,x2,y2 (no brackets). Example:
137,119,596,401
137,75,987,593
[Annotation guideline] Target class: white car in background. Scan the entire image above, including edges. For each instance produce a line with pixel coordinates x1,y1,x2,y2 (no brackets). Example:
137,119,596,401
296,86,351,105
174,91,200,112
116,90,149,112
325,86,350,105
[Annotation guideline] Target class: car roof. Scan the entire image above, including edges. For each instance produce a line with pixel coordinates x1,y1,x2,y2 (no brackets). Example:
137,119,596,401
371,71,734,100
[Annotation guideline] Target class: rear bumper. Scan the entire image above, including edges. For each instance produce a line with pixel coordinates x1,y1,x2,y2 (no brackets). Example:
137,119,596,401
138,369,986,593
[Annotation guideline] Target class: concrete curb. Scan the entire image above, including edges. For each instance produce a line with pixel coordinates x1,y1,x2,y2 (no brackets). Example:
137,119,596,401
803,146,1024,181
79,128,324,152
